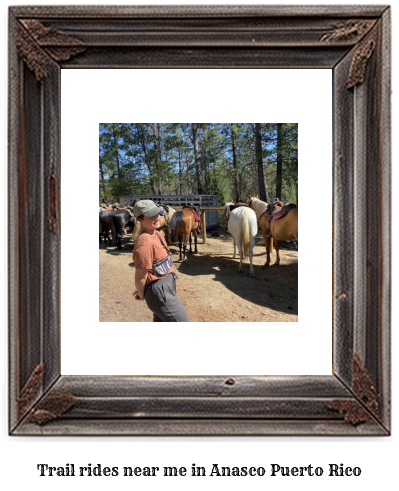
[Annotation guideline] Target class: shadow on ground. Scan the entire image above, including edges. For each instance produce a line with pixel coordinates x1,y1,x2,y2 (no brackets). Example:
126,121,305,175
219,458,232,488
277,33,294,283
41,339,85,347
99,228,298,318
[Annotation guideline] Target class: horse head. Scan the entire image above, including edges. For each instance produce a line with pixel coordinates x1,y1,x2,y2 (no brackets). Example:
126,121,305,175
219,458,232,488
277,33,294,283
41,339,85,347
247,196,268,219
224,202,234,219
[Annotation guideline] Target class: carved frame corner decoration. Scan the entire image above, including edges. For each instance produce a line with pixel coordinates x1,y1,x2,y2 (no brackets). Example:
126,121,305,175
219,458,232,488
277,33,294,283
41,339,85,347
8,5,391,436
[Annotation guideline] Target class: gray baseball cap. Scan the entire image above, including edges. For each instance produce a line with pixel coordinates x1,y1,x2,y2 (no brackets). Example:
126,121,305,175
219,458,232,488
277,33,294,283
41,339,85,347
133,200,164,217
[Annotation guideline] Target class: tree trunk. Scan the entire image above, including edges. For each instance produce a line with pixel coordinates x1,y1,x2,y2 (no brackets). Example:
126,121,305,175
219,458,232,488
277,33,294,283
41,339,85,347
192,124,204,194
276,123,283,201
230,124,240,202
138,125,155,194
111,127,120,177
111,125,121,200
151,123,165,195
255,123,268,202
178,148,183,195
99,159,106,197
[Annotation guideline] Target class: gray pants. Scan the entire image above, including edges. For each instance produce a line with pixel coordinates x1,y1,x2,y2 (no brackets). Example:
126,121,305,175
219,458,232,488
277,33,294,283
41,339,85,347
145,273,189,322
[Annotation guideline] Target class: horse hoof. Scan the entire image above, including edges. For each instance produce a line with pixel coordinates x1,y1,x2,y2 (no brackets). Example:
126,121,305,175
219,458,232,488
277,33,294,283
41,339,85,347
250,272,256,278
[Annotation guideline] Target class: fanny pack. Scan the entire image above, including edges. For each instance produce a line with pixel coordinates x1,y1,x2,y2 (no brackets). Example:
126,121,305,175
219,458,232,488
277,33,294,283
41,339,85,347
151,233,173,277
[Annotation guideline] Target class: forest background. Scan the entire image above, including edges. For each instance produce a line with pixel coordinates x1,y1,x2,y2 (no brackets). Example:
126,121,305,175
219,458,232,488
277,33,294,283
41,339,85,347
99,123,298,205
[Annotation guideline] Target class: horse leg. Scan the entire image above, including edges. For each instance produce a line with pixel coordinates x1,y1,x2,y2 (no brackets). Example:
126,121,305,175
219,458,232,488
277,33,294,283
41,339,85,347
233,238,237,258
182,232,188,262
264,234,272,267
110,221,116,247
238,242,244,273
117,233,122,250
178,238,183,262
100,229,109,246
274,239,280,265
189,231,192,253
249,237,255,278
194,230,198,253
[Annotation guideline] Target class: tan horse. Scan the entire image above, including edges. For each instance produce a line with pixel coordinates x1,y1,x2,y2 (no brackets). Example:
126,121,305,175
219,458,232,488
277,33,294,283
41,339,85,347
132,205,176,243
248,196,298,267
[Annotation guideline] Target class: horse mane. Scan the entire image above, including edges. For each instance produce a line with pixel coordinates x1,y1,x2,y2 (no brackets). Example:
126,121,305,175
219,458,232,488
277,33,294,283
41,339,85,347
249,197,268,218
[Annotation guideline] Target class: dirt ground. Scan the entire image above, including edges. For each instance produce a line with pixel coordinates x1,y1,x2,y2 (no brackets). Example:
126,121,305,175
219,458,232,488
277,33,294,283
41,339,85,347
99,227,298,323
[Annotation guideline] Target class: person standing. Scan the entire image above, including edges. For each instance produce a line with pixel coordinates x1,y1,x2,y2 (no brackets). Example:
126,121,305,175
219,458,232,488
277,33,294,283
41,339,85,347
132,200,189,322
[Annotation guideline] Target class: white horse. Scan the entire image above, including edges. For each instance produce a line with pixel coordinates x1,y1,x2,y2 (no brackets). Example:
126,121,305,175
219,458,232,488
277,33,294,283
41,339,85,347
227,205,258,278
223,202,234,232
247,195,268,218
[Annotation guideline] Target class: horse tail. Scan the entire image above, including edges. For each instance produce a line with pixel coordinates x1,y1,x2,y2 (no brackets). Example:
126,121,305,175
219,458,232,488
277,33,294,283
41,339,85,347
169,211,183,242
292,207,298,240
242,213,251,258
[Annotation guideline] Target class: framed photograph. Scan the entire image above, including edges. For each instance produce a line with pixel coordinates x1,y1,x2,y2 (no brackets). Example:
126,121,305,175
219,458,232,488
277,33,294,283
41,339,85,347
9,5,391,435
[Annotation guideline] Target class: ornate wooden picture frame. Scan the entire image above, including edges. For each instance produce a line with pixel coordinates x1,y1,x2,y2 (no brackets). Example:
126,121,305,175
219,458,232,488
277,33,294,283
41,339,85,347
8,5,391,436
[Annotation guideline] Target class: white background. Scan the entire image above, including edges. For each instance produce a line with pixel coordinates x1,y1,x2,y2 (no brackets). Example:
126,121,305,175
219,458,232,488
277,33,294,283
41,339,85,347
1,1,397,491
61,68,332,376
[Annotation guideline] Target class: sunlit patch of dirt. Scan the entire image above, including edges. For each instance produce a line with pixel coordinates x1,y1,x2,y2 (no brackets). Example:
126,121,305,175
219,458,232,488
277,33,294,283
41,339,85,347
99,228,298,323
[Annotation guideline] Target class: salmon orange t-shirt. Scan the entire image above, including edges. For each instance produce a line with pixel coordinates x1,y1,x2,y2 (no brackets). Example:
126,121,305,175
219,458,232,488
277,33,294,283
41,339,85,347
133,231,174,284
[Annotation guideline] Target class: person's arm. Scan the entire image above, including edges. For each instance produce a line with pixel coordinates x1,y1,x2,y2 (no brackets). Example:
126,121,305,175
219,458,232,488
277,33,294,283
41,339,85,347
133,268,148,300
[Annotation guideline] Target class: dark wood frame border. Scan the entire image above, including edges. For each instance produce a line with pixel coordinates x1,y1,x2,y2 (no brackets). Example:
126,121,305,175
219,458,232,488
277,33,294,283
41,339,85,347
8,5,391,436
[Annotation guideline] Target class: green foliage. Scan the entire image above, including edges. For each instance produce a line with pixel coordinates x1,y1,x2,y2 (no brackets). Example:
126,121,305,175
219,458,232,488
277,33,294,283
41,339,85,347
99,123,298,205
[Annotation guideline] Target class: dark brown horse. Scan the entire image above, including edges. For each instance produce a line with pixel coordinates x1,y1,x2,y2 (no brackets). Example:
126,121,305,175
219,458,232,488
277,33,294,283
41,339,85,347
169,208,200,262
111,208,136,250
99,210,113,246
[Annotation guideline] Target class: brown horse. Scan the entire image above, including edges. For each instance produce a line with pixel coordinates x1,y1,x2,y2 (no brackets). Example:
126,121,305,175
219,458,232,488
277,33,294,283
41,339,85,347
248,196,298,267
168,208,200,262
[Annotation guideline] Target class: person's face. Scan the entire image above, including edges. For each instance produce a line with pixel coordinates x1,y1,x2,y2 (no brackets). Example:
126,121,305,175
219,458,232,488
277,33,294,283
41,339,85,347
140,213,161,232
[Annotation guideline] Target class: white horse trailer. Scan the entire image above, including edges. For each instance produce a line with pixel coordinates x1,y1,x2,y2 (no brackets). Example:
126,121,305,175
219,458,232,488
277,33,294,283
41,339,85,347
120,194,219,229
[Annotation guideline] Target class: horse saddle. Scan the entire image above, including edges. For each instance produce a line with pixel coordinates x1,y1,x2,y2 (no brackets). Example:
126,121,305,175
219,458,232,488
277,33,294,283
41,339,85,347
159,203,170,213
182,205,200,222
229,202,250,212
269,203,297,221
